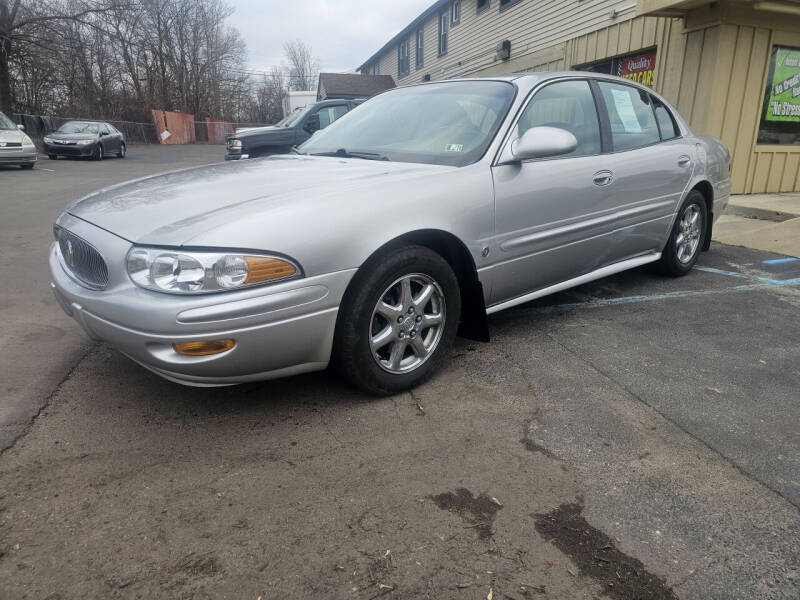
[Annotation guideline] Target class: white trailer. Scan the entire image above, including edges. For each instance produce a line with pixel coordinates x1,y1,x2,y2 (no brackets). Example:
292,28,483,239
282,91,317,119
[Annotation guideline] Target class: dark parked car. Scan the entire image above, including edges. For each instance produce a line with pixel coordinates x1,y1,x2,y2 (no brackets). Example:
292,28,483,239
43,121,126,160
225,99,363,160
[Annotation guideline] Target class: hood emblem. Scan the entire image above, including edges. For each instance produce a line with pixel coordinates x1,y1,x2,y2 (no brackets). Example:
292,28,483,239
65,239,76,267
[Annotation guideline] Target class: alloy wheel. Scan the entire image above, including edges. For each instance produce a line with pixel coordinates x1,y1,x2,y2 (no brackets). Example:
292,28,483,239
676,204,702,264
369,273,446,374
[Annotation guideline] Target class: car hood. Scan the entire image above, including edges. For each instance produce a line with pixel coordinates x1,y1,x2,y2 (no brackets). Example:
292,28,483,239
236,125,279,136
236,126,295,147
0,128,25,144
66,155,454,246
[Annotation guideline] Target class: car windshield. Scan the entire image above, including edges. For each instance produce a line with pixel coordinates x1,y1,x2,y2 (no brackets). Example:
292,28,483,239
282,105,313,128
57,121,100,134
0,111,16,130
299,81,516,167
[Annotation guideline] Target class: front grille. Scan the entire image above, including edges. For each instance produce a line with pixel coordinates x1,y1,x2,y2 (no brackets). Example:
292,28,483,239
54,226,109,290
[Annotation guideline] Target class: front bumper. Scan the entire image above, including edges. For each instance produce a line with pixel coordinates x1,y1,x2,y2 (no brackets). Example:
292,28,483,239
0,146,37,165
43,141,96,157
49,215,355,386
225,149,249,161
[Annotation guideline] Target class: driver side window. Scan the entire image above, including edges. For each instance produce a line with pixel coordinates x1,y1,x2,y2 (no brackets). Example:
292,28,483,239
518,80,602,157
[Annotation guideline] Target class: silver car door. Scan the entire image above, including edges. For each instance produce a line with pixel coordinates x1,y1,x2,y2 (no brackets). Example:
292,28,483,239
489,79,618,305
594,81,695,260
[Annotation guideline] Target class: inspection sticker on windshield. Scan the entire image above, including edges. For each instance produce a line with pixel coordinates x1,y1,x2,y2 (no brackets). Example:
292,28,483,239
445,144,464,152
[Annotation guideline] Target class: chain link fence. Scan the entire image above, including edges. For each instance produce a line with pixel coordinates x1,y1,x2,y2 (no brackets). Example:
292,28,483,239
13,114,159,145
12,114,271,147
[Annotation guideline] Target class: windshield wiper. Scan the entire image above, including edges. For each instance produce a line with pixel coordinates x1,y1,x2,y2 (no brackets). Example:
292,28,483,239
311,148,389,161
290,146,306,155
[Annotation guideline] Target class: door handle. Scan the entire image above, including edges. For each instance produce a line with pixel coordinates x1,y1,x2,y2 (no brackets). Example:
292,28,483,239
592,170,614,186
678,155,692,168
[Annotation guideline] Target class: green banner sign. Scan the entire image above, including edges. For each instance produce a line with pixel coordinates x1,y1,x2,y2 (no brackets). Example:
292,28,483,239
765,46,800,123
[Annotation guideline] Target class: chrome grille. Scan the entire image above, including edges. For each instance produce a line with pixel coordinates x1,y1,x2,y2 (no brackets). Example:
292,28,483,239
54,226,109,290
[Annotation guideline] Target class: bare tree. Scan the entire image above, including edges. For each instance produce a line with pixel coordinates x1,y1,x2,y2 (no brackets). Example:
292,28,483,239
283,39,320,92
0,0,120,112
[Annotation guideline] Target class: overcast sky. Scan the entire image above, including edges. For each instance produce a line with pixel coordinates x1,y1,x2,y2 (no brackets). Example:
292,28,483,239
227,0,434,74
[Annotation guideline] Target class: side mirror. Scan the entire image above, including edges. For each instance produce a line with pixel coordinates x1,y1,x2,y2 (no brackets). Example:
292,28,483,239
510,126,578,161
100,131,109,137
17,124,25,131
304,113,320,134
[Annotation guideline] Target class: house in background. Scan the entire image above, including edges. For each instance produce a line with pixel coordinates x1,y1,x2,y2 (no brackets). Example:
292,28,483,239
316,73,396,101
358,0,800,195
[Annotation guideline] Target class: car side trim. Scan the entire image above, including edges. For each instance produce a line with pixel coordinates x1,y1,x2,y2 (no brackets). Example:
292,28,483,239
485,252,661,315
499,198,674,252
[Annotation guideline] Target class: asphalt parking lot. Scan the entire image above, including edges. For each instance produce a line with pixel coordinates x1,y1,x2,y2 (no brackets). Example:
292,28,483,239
1,146,799,599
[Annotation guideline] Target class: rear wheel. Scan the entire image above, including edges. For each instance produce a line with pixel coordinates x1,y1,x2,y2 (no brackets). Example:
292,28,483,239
334,245,461,395
20,163,34,170
657,190,707,276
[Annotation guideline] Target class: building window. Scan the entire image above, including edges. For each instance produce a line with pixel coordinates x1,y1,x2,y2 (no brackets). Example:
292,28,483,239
499,0,521,10
438,12,448,56
398,38,410,78
416,28,424,69
477,0,489,13
451,0,461,25
758,45,800,145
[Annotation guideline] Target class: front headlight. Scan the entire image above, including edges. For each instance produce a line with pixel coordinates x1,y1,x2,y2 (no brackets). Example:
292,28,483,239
43,137,55,144
126,247,300,294
77,139,94,145
229,139,242,148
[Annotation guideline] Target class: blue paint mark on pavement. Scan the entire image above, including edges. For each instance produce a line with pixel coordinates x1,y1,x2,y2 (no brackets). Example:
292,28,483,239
762,257,799,265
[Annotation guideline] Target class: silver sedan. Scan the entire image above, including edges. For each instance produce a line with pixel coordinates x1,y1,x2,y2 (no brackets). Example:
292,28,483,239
49,73,731,394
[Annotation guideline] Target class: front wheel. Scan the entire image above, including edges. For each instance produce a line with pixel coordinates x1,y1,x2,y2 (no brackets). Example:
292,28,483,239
47,154,57,160
93,144,104,161
657,190,707,276
334,245,461,395
117,143,126,158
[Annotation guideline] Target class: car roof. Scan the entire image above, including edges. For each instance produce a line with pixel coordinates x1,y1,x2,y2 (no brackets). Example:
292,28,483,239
417,71,651,87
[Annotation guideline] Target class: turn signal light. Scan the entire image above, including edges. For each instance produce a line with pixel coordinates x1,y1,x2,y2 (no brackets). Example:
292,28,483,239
244,256,297,284
173,339,236,356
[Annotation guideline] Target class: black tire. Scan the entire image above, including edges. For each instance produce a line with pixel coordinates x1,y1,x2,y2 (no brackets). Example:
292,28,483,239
93,144,104,161
20,163,34,169
117,143,126,158
47,154,57,160
657,190,708,277
334,245,461,395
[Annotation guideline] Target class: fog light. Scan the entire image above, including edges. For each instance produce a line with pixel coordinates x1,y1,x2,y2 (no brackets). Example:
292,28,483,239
173,339,235,356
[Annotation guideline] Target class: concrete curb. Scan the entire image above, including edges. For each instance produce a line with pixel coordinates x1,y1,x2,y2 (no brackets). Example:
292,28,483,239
724,204,798,223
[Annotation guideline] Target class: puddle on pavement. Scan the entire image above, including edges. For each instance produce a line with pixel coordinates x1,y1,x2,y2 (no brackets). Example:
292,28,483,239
429,488,503,539
534,503,677,600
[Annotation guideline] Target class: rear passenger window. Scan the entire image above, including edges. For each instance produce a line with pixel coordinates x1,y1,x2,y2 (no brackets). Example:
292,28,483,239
651,96,679,140
598,81,660,151
518,80,602,157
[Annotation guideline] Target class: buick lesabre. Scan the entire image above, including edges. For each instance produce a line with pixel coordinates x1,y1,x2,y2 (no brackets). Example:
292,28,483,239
50,73,731,394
